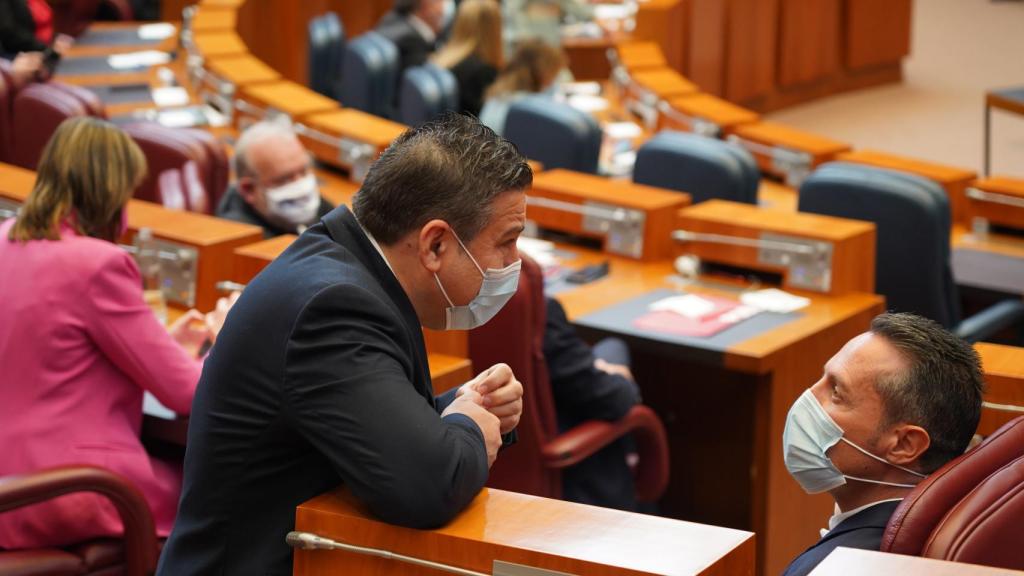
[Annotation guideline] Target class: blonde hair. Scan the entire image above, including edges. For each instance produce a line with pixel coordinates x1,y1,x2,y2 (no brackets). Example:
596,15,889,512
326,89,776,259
432,0,503,70
485,39,566,99
9,117,147,243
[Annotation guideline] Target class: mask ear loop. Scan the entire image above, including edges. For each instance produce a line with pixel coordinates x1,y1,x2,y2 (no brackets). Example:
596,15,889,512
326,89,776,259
839,437,928,478
449,228,485,277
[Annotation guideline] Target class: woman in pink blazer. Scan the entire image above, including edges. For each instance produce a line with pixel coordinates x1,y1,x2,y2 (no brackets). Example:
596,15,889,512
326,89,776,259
0,117,232,548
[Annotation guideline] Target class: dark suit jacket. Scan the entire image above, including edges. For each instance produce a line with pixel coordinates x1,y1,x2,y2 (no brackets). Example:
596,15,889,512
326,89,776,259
375,11,435,78
156,206,490,576
0,0,45,56
543,297,640,510
214,184,335,239
781,500,901,576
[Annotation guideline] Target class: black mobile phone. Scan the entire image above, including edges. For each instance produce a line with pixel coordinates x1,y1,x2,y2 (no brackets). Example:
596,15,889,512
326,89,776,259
40,45,61,78
566,261,610,284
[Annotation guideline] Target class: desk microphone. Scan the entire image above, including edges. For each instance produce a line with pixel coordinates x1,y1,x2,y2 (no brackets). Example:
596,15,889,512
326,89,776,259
284,531,489,576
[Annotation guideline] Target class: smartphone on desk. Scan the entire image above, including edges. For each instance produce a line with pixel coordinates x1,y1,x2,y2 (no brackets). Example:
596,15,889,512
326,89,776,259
566,261,609,284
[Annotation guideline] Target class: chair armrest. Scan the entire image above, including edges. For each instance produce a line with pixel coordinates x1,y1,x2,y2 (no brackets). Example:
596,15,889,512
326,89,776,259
0,466,158,576
955,299,1024,343
541,405,670,502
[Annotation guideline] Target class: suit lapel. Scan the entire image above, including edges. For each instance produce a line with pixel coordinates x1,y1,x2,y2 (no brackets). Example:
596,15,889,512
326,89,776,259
810,500,902,550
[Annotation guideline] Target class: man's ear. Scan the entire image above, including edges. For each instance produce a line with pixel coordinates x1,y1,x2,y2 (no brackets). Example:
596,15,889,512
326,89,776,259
418,219,449,273
237,178,258,205
886,424,931,469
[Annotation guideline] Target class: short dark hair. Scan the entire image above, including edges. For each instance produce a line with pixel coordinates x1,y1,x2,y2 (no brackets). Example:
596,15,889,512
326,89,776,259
869,312,985,473
393,0,419,15
353,113,532,245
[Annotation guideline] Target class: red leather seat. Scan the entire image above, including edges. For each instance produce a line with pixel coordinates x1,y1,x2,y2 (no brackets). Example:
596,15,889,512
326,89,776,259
0,466,159,576
882,416,1024,570
468,256,670,502
0,60,15,163
122,122,227,213
156,161,208,212
11,82,106,170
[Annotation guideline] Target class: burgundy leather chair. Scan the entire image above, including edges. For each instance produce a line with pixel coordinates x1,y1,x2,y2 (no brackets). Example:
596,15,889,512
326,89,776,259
0,60,15,163
881,416,1024,569
468,256,670,503
155,161,208,212
11,82,106,170
0,466,159,576
122,122,227,213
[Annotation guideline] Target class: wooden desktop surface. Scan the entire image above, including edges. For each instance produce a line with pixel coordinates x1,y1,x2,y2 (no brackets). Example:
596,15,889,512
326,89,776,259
808,547,1023,576
976,342,1024,436
660,93,761,132
295,487,756,576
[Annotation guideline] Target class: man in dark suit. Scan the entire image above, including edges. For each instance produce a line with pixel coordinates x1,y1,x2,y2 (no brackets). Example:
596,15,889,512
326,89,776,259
543,297,641,511
781,313,985,576
215,119,334,239
157,114,529,576
375,0,445,76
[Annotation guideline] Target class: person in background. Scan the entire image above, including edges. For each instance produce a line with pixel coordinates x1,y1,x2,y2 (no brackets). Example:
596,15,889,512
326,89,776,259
544,296,642,511
0,0,72,57
781,312,984,576
2,50,46,86
216,119,334,239
376,0,447,78
502,0,593,49
0,117,235,549
479,39,566,135
431,0,502,117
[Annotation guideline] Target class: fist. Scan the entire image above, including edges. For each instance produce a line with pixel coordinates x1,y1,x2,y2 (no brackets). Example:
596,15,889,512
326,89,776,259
459,363,523,435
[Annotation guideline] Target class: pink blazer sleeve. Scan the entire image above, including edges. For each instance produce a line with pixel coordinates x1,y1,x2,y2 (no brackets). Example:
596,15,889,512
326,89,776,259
85,250,204,414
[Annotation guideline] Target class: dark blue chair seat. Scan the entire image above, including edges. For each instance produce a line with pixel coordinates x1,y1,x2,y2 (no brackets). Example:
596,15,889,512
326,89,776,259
504,96,602,174
398,64,459,127
633,130,759,204
339,31,399,119
307,12,345,100
799,162,1024,342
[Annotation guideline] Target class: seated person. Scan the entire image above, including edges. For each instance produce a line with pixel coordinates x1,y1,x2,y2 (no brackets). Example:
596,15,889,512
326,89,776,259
781,312,984,576
0,117,234,549
479,39,566,136
544,297,641,511
0,0,72,58
431,0,502,117
2,50,47,87
215,119,334,238
502,0,593,49
376,0,446,78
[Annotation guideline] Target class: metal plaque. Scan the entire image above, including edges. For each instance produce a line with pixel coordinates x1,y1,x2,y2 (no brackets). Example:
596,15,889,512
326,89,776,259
758,232,833,293
337,138,376,183
769,147,813,188
581,201,646,259
127,239,199,307
493,560,577,576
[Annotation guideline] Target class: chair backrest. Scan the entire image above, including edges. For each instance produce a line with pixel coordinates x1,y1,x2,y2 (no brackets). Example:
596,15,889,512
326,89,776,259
122,122,226,213
397,64,458,127
157,166,187,211
882,416,1024,569
467,256,563,498
307,12,345,99
49,83,107,119
504,96,602,174
633,130,759,204
799,162,959,328
339,31,399,118
11,82,104,170
0,60,15,163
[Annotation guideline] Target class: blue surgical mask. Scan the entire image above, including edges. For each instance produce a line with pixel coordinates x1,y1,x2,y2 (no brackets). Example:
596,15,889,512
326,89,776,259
783,389,927,494
434,229,520,331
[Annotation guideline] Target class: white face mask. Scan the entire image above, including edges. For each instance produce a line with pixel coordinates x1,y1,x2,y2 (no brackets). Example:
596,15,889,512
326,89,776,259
783,389,927,494
264,173,320,229
433,229,521,331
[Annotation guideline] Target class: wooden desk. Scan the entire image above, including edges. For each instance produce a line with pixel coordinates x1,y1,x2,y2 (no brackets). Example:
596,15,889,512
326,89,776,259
984,87,1024,176
976,343,1024,437
190,31,248,59
234,81,339,131
296,109,408,181
728,122,852,187
543,241,883,576
966,176,1024,233
190,6,238,32
295,487,756,576
528,169,691,261
836,150,977,225
629,67,700,101
809,547,1022,576
659,93,760,136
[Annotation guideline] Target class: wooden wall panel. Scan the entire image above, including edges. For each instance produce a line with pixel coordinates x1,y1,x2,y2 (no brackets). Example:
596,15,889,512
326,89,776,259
846,0,912,70
777,0,841,88
236,0,328,84
633,0,688,75
685,0,727,96
725,0,779,105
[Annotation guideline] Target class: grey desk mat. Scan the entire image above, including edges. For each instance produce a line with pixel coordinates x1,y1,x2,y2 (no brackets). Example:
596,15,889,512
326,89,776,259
77,28,159,46
57,55,149,76
952,248,1024,295
88,83,152,105
574,288,803,352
